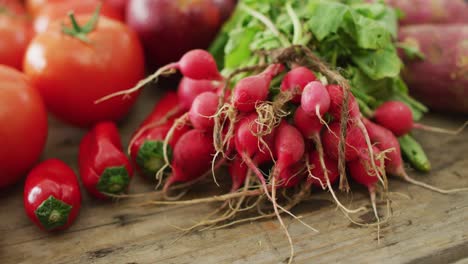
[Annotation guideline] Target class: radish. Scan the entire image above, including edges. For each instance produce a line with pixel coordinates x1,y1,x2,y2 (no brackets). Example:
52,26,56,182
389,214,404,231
322,121,366,161
228,156,248,192
273,121,305,177
293,106,322,139
189,92,219,131
178,77,218,110
373,101,468,136
307,151,338,188
232,64,284,112
280,66,317,103
326,84,360,120
177,49,222,80
348,146,382,188
363,118,468,194
301,81,330,117
277,162,306,188
163,129,215,193
97,49,222,102
348,146,384,224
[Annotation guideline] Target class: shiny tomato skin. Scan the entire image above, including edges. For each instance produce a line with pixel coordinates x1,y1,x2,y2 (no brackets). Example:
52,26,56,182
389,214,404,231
33,0,124,33
23,15,145,127
0,2,33,70
26,0,62,17
23,159,81,231
0,65,48,189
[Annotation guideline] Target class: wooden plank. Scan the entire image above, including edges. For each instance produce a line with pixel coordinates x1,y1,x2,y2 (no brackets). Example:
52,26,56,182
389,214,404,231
1,90,467,264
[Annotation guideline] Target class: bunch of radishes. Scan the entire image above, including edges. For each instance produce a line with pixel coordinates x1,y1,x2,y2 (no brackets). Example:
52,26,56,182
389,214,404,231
101,47,467,263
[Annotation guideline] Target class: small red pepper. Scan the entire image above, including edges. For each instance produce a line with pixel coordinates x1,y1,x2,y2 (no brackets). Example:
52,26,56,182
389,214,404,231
24,159,81,231
139,91,185,128
129,91,189,180
130,122,190,180
78,122,133,199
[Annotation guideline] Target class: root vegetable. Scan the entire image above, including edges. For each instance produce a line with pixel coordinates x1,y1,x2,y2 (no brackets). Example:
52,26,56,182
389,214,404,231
322,122,366,162
232,64,284,112
399,24,468,114
189,91,219,130
178,77,218,110
163,129,215,192
301,81,330,117
280,66,317,103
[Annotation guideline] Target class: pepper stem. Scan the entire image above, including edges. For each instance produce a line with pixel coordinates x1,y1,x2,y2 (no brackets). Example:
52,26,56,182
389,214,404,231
35,196,72,231
61,4,101,43
97,166,130,195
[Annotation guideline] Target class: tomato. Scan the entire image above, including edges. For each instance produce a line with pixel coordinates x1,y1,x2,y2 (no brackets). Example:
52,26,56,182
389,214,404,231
0,1,33,70
0,65,48,188
33,0,124,33
105,0,127,18
26,0,62,17
23,13,145,127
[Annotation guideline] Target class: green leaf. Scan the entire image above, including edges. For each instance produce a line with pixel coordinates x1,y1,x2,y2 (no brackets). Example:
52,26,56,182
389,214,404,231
397,42,426,60
351,46,401,80
350,12,391,49
225,27,258,69
307,1,349,41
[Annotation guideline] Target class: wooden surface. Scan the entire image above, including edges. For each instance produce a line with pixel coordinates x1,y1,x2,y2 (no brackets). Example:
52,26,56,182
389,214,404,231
1,89,467,264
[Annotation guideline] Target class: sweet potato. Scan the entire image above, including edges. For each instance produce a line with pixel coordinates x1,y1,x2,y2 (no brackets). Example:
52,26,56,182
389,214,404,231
399,24,468,114
386,0,468,25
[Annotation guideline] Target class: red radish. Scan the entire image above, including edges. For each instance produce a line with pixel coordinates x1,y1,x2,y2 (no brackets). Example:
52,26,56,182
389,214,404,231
280,66,317,103
326,84,360,120
363,118,468,194
97,49,222,102
348,146,383,222
373,101,467,136
232,64,284,112
322,121,366,161
177,49,222,80
229,156,248,192
178,77,218,110
273,121,305,175
307,151,339,188
277,162,306,188
139,91,185,129
163,129,215,192
294,106,322,138
301,81,331,117
235,113,276,160
348,146,382,188
189,91,219,130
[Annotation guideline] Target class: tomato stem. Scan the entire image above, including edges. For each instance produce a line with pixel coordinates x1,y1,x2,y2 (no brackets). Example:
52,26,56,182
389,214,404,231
61,3,101,43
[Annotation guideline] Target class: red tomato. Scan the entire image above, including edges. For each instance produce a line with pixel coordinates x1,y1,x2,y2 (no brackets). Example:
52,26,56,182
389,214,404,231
24,159,81,231
0,1,33,69
105,0,127,18
23,14,145,127
26,0,62,17
33,0,124,33
0,65,48,189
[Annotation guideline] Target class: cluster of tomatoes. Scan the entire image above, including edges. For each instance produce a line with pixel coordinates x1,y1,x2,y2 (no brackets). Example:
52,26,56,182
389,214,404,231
0,0,144,189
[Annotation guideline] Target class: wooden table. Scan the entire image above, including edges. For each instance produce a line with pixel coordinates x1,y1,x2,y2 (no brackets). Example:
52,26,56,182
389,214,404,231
1,90,467,264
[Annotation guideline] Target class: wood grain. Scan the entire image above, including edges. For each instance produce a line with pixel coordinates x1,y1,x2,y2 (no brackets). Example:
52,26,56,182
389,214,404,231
1,89,467,264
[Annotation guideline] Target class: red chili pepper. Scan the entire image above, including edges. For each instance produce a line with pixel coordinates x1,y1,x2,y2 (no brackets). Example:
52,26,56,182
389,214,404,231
23,159,81,231
78,122,133,199
128,91,189,180
139,91,185,128
130,122,190,180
